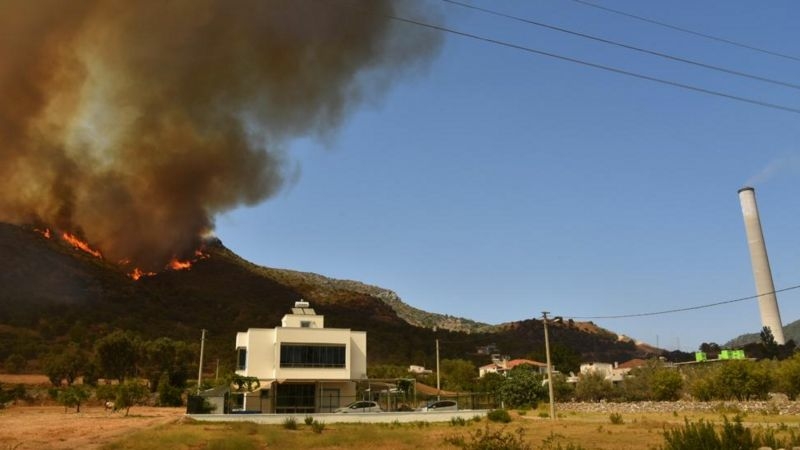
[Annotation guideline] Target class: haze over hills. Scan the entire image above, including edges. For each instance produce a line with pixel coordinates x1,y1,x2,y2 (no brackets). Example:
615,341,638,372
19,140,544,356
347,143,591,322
0,222,664,371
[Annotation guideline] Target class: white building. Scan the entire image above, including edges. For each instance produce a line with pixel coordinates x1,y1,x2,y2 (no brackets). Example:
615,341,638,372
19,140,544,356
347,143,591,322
234,300,367,413
478,357,549,378
579,362,629,383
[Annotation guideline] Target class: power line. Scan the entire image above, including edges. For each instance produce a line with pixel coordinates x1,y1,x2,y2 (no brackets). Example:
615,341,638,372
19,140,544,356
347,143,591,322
571,0,800,63
443,0,800,91
563,284,800,320
388,14,800,115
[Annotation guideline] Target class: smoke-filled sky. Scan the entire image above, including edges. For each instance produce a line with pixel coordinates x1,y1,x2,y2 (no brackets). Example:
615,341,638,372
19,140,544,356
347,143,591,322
215,1,800,351
0,0,440,270
3,1,799,351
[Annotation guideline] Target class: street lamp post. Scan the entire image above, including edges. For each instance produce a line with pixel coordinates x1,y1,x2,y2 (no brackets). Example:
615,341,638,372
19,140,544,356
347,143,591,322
542,312,556,420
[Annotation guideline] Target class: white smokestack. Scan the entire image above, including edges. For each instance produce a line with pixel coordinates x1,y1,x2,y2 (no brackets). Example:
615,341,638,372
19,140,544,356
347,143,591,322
738,186,785,344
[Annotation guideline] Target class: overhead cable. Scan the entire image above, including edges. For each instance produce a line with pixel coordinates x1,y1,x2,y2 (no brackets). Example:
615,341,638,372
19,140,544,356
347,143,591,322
571,0,800,63
563,284,800,320
388,14,800,115
443,0,800,91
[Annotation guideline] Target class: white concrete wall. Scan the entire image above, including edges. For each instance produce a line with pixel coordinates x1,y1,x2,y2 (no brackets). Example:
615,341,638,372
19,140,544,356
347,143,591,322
236,328,276,379
189,410,489,424
282,313,324,328
350,331,367,380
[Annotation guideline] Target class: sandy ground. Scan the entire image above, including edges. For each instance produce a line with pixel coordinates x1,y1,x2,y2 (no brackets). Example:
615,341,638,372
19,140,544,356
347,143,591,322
0,405,185,450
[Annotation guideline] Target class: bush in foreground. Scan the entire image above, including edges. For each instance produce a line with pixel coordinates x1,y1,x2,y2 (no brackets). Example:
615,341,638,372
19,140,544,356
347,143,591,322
444,425,531,450
660,415,800,450
487,409,511,423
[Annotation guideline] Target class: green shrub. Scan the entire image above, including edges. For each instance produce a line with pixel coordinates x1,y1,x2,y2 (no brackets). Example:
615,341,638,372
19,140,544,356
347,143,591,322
156,374,183,407
0,384,28,407
661,416,754,450
487,409,511,423
282,417,298,430
540,432,587,450
444,425,531,450
310,420,325,434
450,416,467,426
304,416,314,425
56,385,90,413
609,412,624,425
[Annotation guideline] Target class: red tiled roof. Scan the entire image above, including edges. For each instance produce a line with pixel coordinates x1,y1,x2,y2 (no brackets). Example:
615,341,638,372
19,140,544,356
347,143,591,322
507,358,546,368
617,358,648,369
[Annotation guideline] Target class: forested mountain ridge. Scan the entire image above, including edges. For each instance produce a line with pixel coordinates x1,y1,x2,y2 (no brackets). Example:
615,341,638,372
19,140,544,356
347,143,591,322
0,222,656,372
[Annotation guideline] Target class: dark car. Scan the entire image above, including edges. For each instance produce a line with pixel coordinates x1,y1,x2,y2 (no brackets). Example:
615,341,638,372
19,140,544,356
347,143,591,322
420,400,458,411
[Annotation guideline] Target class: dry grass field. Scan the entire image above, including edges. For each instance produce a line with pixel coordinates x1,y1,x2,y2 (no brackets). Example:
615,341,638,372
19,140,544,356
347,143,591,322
4,376,800,450
3,405,800,450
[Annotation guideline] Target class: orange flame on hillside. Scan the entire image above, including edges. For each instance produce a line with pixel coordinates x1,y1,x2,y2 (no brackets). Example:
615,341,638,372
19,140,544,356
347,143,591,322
129,268,156,281
127,251,210,280
61,232,103,258
34,228,52,239
168,258,192,270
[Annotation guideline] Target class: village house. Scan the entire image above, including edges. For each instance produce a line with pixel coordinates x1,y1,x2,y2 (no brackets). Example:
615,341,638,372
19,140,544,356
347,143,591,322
234,300,367,413
478,356,549,378
578,362,631,383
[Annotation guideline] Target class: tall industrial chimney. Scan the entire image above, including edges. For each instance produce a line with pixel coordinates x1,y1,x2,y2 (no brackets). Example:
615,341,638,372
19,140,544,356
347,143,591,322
738,187,785,344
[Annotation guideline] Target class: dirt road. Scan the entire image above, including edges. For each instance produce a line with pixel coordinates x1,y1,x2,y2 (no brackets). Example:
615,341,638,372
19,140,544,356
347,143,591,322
0,405,185,450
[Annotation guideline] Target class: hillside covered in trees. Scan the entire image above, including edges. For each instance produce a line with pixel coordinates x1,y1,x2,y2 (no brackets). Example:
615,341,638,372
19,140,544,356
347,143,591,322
0,222,659,376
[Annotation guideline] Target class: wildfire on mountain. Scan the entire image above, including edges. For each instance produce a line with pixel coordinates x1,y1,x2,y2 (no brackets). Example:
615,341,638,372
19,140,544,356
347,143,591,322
59,232,103,259
0,0,440,272
168,258,192,271
129,267,156,281
29,224,208,280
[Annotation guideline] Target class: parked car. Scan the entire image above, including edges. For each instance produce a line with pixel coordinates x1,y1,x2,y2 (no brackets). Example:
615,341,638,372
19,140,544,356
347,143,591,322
334,400,382,413
420,400,458,412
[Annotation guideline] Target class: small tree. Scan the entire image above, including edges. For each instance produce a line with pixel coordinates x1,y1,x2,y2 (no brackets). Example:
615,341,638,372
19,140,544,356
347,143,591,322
157,373,184,406
4,354,26,374
651,368,683,401
139,337,193,393
550,372,576,402
574,371,613,402
776,353,800,399
497,366,546,408
717,360,772,401
43,345,88,386
115,380,149,416
95,330,139,383
760,326,779,360
57,385,90,413
440,359,477,392
476,372,505,397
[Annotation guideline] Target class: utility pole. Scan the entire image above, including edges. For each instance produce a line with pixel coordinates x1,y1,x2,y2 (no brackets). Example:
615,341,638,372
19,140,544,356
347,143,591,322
435,327,441,400
542,312,556,420
197,329,207,395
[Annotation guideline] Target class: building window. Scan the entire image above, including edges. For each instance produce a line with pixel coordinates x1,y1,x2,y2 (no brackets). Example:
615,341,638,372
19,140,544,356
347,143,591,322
236,348,247,370
276,383,315,414
279,344,345,368
300,321,311,328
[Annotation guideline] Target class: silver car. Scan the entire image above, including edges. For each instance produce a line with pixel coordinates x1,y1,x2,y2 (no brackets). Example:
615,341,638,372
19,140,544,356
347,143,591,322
334,400,382,413
420,400,458,411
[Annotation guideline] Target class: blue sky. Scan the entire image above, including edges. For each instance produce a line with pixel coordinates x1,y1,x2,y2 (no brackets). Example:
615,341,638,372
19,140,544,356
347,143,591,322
216,1,800,352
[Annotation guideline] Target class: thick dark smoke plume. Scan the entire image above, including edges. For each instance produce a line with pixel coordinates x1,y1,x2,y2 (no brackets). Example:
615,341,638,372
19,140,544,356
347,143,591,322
0,0,440,270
